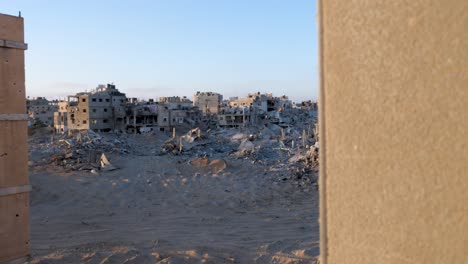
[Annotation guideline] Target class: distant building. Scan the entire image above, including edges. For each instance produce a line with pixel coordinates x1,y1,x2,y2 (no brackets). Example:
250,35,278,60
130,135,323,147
159,96,193,110
294,100,318,111
218,106,252,128
53,101,69,133
125,101,202,133
66,84,127,132
229,92,268,113
193,91,223,116
27,97,58,126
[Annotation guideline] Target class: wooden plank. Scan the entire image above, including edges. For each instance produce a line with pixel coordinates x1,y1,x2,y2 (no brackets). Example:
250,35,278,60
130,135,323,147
0,121,28,188
0,193,30,263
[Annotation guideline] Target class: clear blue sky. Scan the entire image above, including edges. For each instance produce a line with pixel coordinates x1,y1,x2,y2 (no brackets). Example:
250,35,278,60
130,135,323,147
1,0,318,103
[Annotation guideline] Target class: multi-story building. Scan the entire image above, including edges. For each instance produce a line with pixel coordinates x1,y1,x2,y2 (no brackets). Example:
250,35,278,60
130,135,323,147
125,102,202,133
218,106,252,128
193,91,222,116
229,92,268,113
66,84,127,132
53,101,69,133
159,96,193,110
26,97,58,126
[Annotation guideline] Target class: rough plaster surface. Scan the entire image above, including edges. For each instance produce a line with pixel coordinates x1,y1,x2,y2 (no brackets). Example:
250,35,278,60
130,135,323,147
0,13,29,263
319,1,467,263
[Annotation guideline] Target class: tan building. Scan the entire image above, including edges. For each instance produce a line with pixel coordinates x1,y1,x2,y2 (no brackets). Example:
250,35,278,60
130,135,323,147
126,102,202,133
26,97,58,126
66,84,127,132
193,91,222,116
53,101,68,133
229,92,268,113
159,96,193,110
218,106,252,128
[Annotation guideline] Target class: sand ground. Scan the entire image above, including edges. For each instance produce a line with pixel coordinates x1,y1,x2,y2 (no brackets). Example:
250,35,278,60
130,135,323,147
27,132,319,263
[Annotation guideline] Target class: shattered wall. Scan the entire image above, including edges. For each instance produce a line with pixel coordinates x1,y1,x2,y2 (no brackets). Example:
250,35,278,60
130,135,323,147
193,92,222,115
0,13,30,263
319,1,467,263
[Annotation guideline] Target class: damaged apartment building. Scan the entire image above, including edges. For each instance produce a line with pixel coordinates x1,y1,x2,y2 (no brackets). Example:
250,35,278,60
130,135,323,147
64,84,127,133
27,97,58,126
54,85,203,134
218,92,294,128
193,91,223,116
125,96,202,133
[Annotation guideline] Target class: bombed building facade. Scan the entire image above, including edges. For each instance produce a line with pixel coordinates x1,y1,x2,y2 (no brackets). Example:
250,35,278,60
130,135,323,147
66,84,127,133
48,85,314,133
27,97,58,126
53,101,69,133
125,97,202,133
193,92,223,116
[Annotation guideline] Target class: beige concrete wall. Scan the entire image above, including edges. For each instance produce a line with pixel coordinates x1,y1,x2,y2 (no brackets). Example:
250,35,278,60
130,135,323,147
0,13,29,263
319,1,467,263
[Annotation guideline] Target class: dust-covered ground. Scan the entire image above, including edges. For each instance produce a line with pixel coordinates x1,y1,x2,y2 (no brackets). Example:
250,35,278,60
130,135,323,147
27,127,319,263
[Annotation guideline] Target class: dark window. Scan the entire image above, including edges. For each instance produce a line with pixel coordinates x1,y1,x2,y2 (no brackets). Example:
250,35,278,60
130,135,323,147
92,109,96,113
92,98,96,102
104,108,108,112
163,118,167,122
83,109,87,112
120,99,124,103
83,120,87,124
105,99,110,102
99,98,103,102
103,119,108,123
82,98,86,102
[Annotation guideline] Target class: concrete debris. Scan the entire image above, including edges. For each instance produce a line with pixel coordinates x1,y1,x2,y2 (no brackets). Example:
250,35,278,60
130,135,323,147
191,157,227,175
100,153,118,171
28,129,132,173
30,109,318,188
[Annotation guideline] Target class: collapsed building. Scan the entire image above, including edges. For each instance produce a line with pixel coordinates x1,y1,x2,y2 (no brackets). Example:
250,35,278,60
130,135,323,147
229,92,292,112
50,86,313,133
193,91,223,116
125,100,202,133
222,92,296,128
27,97,58,126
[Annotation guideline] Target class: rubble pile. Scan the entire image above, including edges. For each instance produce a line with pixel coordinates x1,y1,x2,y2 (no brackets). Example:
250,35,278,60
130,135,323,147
29,130,131,172
29,108,319,187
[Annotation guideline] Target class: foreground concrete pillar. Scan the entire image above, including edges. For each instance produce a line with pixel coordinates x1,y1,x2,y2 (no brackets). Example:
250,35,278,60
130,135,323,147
319,1,467,263
0,13,29,263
